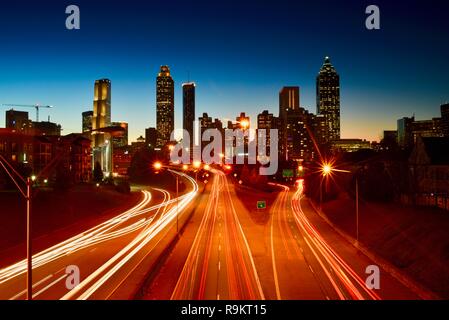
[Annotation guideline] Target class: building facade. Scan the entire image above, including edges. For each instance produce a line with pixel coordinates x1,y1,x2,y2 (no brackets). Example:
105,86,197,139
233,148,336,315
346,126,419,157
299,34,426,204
156,66,174,148
145,127,157,149
5,109,32,132
92,79,112,173
182,82,195,157
317,56,340,143
112,121,128,148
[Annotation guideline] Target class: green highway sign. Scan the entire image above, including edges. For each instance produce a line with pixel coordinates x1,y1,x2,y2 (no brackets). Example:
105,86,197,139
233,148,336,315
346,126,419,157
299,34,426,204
257,200,266,209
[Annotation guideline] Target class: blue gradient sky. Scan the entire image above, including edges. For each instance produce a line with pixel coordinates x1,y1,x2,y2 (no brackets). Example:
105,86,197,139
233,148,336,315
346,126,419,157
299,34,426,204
0,0,448,142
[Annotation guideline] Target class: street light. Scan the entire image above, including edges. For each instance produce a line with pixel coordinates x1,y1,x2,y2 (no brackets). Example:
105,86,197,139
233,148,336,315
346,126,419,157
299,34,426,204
320,162,360,243
322,164,332,176
192,161,201,181
152,162,180,235
182,164,188,171
153,162,162,171
0,156,33,300
204,164,210,171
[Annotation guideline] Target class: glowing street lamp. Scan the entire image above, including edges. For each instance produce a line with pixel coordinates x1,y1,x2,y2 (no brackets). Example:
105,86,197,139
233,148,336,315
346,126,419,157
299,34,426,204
204,164,210,171
193,161,201,169
153,162,162,171
31,175,36,182
322,164,332,176
182,164,188,171
319,161,360,243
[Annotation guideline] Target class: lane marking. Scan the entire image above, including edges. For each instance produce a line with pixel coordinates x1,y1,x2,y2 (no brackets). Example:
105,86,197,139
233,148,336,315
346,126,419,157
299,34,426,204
9,274,53,300
33,274,68,298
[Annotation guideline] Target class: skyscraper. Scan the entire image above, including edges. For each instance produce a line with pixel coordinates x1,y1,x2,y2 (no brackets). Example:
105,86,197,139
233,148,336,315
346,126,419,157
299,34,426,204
156,66,174,148
317,56,340,143
92,79,112,173
285,107,315,163
183,82,195,156
82,111,93,133
279,86,300,160
257,110,278,154
279,86,300,120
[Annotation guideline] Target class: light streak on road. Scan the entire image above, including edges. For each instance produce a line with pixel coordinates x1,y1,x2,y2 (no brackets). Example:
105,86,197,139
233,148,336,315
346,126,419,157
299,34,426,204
62,171,198,300
268,183,290,300
290,187,381,300
171,170,264,300
0,170,198,300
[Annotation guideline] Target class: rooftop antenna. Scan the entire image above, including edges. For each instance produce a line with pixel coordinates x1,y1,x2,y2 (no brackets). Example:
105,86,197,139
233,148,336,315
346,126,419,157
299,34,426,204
187,70,190,83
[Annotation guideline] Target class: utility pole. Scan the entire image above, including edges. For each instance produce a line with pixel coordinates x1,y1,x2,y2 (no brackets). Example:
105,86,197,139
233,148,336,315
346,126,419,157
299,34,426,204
356,177,359,243
176,175,179,235
26,177,32,300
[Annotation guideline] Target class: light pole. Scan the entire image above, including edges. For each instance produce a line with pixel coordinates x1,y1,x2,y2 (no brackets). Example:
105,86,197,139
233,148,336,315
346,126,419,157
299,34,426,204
26,177,32,300
153,162,181,235
355,176,359,243
0,156,33,300
320,163,359,242
176,175,179,234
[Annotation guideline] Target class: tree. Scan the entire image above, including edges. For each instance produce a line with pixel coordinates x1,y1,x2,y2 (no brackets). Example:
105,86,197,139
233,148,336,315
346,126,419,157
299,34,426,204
93,161,103,183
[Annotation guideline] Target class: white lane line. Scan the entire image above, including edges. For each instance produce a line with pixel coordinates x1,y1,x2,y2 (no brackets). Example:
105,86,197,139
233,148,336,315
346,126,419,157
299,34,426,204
270,199,282,300
218,261,221,271
33,274,68,298
309,265,315,273
9,274,53,300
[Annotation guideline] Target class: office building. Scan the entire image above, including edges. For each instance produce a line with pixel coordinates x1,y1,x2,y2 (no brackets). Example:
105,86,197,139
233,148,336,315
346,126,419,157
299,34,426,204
183,82,195,156
5,109,32,132
92,79,112,173
112,121,128,148
317,56,340,142
156,66,174,148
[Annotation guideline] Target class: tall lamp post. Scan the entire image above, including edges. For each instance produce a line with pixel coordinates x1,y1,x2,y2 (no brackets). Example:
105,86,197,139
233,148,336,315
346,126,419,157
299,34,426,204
320,163,359,242
0,155,35,300
153,162,182,235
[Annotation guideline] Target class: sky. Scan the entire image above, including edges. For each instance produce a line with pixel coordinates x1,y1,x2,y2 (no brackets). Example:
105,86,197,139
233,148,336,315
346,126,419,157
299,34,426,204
0,0,448,142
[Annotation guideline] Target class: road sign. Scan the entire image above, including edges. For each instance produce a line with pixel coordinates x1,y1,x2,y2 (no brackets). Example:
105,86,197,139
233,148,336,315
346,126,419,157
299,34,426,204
257,200,266,209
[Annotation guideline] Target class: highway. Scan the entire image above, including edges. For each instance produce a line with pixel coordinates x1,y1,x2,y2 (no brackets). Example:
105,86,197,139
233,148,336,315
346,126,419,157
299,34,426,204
171,170,264,300
0,170,198,300
265,181,417,300
146,172,417,300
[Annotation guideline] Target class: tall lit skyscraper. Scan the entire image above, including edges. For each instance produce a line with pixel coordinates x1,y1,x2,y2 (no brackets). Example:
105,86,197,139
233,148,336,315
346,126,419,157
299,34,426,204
156,66,174,148
279,86,300,160
316,56,340,143
279,86,300,120
182,82,195,156
92,79,112,173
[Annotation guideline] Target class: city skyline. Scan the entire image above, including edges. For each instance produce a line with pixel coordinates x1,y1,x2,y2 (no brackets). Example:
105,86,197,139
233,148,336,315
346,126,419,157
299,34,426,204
1,0,449,304
1,0,449,143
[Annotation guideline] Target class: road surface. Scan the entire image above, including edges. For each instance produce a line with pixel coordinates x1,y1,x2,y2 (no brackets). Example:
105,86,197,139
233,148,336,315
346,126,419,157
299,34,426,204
0,171,198,300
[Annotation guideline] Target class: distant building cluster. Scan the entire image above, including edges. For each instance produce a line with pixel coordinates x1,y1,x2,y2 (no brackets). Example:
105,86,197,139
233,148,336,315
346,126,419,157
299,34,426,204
396,103,449,150
2,56,448,186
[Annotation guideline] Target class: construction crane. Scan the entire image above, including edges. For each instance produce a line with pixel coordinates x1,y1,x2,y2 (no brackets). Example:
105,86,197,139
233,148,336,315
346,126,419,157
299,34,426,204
1,104,53,122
